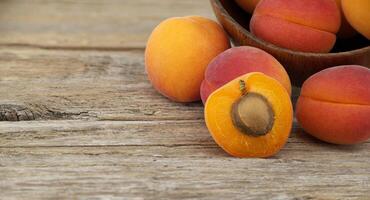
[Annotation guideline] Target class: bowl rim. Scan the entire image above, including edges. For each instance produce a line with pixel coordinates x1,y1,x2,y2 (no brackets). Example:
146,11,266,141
211,0,370,57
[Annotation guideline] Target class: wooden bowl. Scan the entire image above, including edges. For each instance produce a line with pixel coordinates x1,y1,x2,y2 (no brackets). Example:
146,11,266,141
210,0,370,86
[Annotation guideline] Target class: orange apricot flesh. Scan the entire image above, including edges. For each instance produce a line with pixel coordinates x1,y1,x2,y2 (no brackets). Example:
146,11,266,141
205,72,293,158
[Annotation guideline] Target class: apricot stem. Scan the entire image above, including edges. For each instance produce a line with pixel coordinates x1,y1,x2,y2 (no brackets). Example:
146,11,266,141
239,80,247,95
231,92,275,137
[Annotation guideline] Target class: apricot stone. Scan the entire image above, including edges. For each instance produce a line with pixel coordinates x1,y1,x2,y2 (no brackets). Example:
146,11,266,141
342,0,370,39
145,16,230,102
296,65,370,144
235,0,261,14
250,0,341,53
200,46,291,104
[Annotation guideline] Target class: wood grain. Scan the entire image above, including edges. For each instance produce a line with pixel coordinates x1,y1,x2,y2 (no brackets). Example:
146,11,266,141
0,0,214,49
1,120,369,199
0,47,204,121
1,145,369,200
3,119,368,148
0,1,369,199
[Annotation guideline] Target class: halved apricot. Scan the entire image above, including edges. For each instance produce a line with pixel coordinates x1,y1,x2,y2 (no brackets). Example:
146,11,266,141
205,72,293,158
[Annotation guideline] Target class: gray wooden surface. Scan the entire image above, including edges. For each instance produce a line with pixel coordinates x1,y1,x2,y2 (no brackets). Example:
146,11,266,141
0,1,369,199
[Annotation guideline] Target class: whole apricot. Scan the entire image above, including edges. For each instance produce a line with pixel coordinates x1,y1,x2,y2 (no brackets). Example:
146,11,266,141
145,16,230,102
205,72,293,158
200,46,291,104
250,0,341,53
341,0,370,39
296,65,370,145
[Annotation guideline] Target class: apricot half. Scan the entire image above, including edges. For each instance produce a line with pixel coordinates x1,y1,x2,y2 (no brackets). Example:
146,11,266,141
205,72,293,158
296,65,370,145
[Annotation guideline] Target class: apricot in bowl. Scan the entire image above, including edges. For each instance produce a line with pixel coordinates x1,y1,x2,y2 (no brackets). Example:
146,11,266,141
342,0,370,40
234,0,260,14
205,72,293,158
335,0,357,39
250,0,341,53
210,0,370,86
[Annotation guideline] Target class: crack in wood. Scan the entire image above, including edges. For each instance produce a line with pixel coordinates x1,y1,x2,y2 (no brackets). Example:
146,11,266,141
0,144,218,149
0,104,36,121
0,103,89,121
0,43,145,52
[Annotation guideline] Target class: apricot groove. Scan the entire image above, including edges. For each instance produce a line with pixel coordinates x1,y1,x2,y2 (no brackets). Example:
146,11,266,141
250,0,341,53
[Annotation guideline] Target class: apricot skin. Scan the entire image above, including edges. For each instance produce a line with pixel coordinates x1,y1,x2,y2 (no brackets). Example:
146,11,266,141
200,46,291,104
145,16,230,102
235,0,261,13
296,65,370,145
250,0,341,53
341,0,370,39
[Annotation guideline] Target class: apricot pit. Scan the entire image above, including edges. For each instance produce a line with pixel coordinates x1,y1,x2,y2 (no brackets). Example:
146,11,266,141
231,89,274,137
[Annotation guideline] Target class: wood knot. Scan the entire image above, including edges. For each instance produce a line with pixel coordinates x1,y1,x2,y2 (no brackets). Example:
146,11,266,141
0,103,90,121
0,104,37,121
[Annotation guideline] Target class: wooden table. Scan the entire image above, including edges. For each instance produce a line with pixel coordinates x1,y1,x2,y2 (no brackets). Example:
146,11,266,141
0,1,369,199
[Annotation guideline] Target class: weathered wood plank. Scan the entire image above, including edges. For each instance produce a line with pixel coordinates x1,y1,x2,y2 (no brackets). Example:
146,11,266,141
2,119,367,200
0,47,205,121
0,0,214,49
1,1,369,199
1,146,369,200
0,120,213,147
1,119,367,199
4,119,363,148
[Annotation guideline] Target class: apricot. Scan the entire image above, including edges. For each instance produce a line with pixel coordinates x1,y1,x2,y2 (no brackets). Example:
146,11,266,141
335,0,357,38
145,16,230,102
200,46,291,104
235,0,261,14
296,65,370,145
250,0,341,53
205,72,293,158
341,0,370,39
